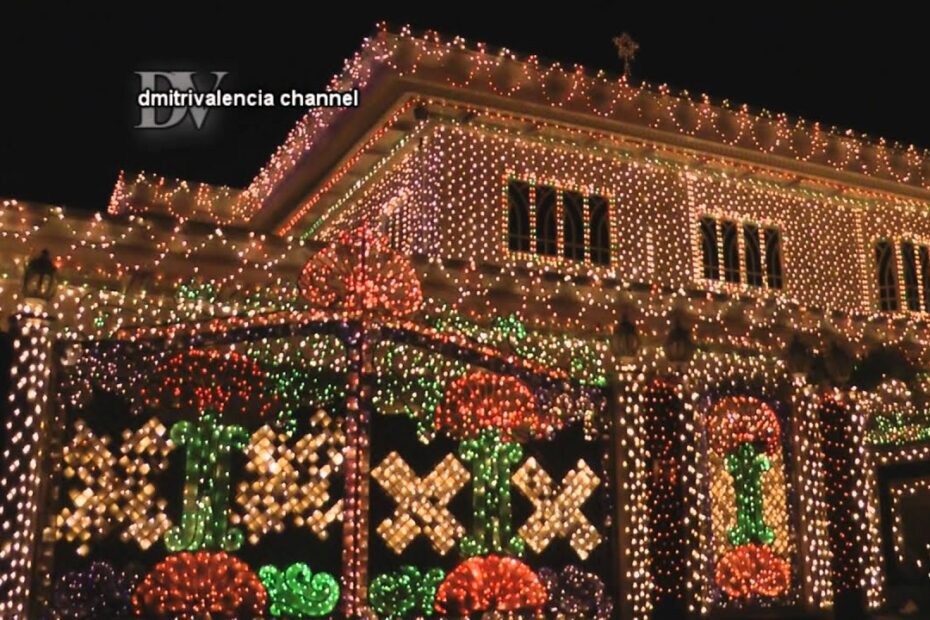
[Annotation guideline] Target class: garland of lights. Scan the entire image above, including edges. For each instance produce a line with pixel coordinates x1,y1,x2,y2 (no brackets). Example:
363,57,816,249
258,563,340,618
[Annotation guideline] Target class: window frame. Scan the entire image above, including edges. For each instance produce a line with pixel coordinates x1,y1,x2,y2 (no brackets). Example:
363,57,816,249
695,213,786,294
874,236,930,314
503,174,614,268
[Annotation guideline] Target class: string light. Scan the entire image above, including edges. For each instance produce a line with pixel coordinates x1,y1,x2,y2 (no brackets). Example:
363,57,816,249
4,22,930,620
235,411,345,544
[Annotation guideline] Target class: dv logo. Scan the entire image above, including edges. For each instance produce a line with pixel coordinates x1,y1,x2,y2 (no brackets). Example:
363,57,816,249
135,71,228,129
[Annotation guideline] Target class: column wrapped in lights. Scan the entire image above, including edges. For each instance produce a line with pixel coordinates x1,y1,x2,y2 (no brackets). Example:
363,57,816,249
642,379,687,619
819,393,866,619
0,250,57,618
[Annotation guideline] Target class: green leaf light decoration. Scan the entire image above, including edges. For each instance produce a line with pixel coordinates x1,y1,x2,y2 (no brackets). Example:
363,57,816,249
259,563,340,618
369,566,445,619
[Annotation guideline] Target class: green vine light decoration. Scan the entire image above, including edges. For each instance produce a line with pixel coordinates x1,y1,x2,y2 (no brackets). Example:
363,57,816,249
164,414,248,552
259,563,340,618
459,428,525,557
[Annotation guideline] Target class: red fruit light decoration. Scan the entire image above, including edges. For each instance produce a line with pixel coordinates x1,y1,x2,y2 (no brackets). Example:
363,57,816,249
141,348,278,420
132,551,267,620
706,396,780,457
434,555,547,615
715,543,790,599
299,224,423,616
434,371,551,442
298,224,422,321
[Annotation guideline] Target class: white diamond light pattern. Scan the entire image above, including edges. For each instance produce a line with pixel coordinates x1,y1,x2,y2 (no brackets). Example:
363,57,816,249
235,409,345,544
54,417,174,556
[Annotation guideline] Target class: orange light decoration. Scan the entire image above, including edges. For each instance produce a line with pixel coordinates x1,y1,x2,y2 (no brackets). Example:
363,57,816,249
715,543,791,599
433,555,547,615
132,551,267,620
434,370,554,441
141,348,278,419
298,224,422,320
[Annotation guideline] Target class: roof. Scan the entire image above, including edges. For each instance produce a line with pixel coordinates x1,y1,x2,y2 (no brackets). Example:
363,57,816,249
115,24,930,234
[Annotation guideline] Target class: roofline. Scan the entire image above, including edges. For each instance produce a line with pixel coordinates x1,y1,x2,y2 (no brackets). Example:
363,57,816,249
236,25,930,231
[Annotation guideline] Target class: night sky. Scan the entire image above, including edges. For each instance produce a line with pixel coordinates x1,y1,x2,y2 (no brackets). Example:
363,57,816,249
1,5,928,213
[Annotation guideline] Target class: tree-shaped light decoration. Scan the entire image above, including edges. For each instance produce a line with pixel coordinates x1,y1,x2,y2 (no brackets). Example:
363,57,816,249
298,225,422,321
707,396,790,599
435,371,557,557
143,348,277,553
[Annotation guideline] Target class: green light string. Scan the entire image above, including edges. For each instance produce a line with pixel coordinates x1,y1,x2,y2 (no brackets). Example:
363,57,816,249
725,441,775,547
368,566,445,619
259,563,340,618
164,413,248,552
459,428,525,557
429,307,608,386
867,411,930,445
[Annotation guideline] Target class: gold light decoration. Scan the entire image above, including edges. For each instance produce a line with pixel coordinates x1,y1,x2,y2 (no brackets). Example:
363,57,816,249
55,417,174,556
235,409,344,544
512,456,602,560
371,451,469,555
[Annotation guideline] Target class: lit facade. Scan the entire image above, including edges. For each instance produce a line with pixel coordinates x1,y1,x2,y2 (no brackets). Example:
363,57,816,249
0,25,929,619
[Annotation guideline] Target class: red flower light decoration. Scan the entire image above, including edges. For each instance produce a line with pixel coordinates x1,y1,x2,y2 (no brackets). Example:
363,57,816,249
715,543,790,599
434,555,547,615
434,371,553,441
299,225,422,320
706,396,781,457
141,348,278,419
133,551,267,620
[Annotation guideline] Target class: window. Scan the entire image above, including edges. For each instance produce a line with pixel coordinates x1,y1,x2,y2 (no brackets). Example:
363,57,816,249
875,240,899,312
507,180,530,252
535,185,557,256
505,177,611,266
764,227,784,290
699,216,784,291
562,191,585,261
589,195,610,266
700,216,720,280
902,241,920,311
878,240,930,313
743,224,763,287
721,220,740,283
920,246,930,313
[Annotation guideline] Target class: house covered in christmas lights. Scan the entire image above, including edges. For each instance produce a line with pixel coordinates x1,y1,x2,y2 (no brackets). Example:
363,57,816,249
1,24,929,620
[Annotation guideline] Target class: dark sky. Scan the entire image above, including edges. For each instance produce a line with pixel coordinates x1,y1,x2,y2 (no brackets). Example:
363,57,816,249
1,4,927,212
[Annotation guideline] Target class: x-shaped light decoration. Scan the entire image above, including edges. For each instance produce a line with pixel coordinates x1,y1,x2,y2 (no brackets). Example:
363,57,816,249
512,457,602,560
56,417,174,555
371,451,469,555
236,409,345,544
